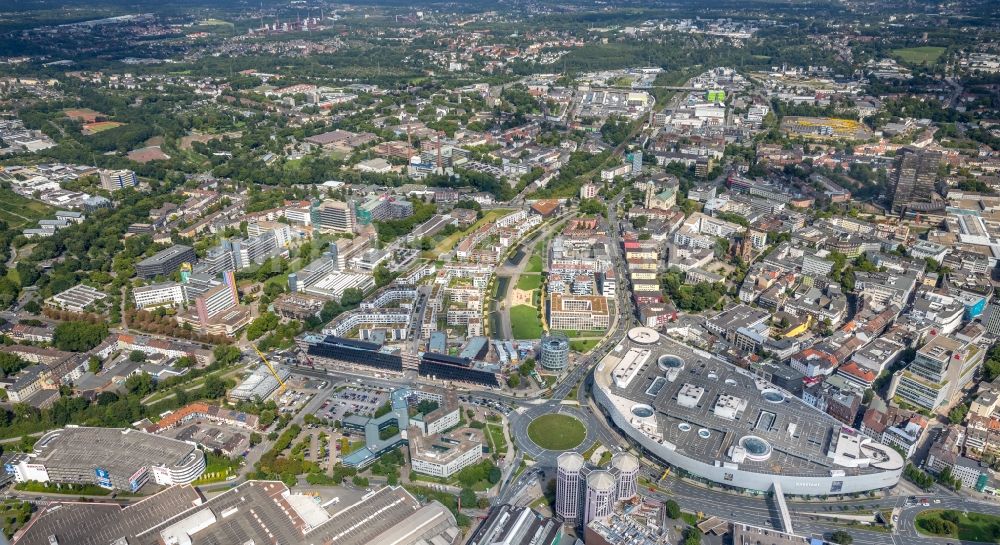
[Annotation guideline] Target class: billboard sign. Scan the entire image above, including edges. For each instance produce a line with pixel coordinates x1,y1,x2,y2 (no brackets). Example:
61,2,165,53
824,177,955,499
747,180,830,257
95,467,112,489
128,467,146,492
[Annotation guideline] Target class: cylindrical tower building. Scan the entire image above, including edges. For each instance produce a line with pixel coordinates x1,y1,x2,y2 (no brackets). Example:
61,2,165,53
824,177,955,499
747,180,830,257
584,470,616,526
540,332,570,371
610,452,639,501
555,451,585,522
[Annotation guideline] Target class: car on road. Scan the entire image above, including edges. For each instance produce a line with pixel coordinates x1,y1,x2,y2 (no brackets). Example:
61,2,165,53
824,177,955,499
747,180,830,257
933,499,941,504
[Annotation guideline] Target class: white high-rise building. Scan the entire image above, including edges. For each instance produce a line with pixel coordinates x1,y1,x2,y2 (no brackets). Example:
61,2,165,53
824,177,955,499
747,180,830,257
100,169,138,192
610,452,639,500
984,301,1000,337
584,470,616,526
555,452,585,521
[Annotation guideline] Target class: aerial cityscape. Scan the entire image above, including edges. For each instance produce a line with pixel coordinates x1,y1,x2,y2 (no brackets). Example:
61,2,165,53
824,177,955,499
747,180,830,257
0,0,998,544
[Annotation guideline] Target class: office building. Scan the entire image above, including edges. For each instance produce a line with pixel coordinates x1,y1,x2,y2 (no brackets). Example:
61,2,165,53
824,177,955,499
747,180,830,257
193,271,240,325
10,426,204,491
135,244,196,278
984,300,1000,337
196,240,237,275
231,231,280,268
584,470,616,526
556,452,585,522
888,148,941,213
548,294,611,331
99,169,138,192
355,195,413,224
133,281,186,309
313,199,355,233
540,332,570,371
610,452,638,500
890,334,984,411
408,427,483,478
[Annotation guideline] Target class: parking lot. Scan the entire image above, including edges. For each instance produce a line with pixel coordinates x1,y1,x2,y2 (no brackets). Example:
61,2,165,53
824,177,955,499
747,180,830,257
460,394,514,417
315,385,391,422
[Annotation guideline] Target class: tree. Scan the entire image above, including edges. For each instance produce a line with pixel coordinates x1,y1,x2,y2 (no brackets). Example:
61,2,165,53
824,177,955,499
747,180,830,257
203,375,227,399
0,353,29,378
949,403,969,424
213,345,241,366
124,372,153,397
53,321,108,352
828,530,853,545
459,488,476,510
246,313,279,341
340,288,364,307
665,499,681,519
249,432,262,446
374,264,395,288
259,409,276,428
175,356,196,369
507,374,520,388
128,350,146,363
488,465,502,484
87,355,102,374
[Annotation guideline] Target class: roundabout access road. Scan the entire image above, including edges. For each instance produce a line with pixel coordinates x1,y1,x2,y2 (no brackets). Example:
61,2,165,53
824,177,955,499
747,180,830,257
509,404,598,464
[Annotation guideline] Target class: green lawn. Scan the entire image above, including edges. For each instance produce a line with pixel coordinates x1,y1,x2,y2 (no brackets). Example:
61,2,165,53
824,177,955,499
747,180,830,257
916,509,1000,542
526,254,543,273
486,423,508,455
516,274,542,291
893,46,946,64
0,189,55,230
15,481,110,496
527,413,586,450
571,339,599,353
510,305,543,339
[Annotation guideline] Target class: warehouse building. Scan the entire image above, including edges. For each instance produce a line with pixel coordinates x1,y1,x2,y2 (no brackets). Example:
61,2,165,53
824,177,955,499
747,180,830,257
228,364,292,401
12,481,460,545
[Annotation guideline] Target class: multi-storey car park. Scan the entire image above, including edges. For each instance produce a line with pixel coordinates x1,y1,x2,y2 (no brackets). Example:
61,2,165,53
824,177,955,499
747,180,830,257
8,426,205,492
593,327,904,496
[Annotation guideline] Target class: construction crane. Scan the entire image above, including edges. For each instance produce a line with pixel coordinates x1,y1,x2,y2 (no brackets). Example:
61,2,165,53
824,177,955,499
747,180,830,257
252,344,287,394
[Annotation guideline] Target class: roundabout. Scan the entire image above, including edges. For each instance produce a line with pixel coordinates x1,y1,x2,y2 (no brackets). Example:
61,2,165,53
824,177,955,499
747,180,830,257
509,402,606,463
526,413,586,451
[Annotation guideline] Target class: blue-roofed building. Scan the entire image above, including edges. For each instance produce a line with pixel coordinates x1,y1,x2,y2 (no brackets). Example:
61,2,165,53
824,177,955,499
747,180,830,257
341,388,411,468
460,336,490,360
428,331,447,354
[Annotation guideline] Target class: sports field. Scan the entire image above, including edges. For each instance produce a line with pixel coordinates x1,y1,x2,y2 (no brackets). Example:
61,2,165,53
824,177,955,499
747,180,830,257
893,46,946,64
82,121,124,134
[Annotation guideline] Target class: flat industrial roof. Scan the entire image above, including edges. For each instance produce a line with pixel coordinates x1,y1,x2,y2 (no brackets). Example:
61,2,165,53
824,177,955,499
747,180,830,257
31,426,199,476
14,482,456,545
